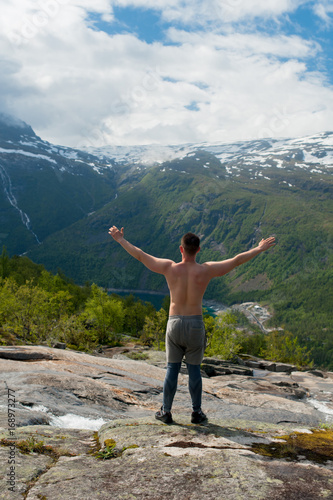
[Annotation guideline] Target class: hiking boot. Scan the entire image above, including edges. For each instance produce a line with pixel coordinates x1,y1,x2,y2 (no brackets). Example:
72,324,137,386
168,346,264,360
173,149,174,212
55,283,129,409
155,407,173,424
191,409,207,424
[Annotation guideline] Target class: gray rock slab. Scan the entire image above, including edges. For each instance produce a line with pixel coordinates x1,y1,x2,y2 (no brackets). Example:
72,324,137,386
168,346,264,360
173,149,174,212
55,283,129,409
0,425,96,456
0,371,127,427
0,347,53,361
0,407,51,428
0,346,328,430
0,446,53,499
18,417,333,500
1,345,333,500
201,376,323,426
25,448,333,500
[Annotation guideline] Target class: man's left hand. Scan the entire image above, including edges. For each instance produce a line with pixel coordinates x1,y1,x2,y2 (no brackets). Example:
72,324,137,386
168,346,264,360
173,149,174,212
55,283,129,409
108,225,124,242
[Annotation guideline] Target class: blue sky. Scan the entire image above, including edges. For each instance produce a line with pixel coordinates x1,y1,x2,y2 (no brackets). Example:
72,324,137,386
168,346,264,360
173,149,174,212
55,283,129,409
97,3,333,64
0,0,333,147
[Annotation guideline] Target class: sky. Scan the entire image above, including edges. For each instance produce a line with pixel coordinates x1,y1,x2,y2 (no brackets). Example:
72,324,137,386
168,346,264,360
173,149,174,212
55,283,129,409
1,0,333,148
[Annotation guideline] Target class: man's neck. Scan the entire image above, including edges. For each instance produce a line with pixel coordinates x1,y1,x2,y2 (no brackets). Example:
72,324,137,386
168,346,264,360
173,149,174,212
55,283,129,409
181,254,197,263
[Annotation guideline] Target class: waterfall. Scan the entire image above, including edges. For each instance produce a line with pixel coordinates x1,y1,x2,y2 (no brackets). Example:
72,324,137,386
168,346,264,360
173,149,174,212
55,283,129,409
0,162,41,244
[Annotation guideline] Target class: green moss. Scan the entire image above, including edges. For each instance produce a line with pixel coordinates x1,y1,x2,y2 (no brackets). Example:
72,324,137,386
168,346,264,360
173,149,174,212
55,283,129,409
122,444,139,451
94,439,139,460
0,436,73,459
95,438,118,459
125,351,149,361
251,429,333,464
104,438,117,448
88,431,102,457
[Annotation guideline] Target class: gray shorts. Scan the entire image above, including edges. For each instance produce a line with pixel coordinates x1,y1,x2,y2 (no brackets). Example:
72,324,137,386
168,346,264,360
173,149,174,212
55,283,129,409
166,315,207,365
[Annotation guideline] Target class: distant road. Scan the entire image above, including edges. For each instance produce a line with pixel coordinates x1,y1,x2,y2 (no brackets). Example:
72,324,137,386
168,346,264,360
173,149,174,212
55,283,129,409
232,304,271,334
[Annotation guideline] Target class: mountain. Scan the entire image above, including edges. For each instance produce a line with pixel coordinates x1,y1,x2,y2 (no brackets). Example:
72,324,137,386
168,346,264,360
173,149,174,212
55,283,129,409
0,113,37,141
0,115,332,367
0,113,120,254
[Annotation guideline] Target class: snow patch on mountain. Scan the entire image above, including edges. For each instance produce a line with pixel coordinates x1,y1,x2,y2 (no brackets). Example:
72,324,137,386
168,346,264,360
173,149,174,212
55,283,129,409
84,143,194,166
83,132,333,175
0,147,57,164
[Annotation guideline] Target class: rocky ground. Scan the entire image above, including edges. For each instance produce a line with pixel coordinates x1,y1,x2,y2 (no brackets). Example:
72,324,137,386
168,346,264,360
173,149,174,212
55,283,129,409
0,345,333,499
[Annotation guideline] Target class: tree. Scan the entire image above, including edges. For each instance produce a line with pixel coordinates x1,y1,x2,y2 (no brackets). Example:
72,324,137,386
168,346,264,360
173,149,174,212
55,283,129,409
204,311,242,360
142,309,168,350
0,278,73,342
260,330,313,368
52,314,98,352
122,294,155,336
83,284,124,344
0,246,9,279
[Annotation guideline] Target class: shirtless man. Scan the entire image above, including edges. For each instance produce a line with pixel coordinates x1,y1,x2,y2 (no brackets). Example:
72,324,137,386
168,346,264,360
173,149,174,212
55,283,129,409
109,226,275,424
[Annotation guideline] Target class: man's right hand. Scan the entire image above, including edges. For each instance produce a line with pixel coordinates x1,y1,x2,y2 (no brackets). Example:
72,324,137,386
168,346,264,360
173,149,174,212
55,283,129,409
258,236,276,251
108,225,124,242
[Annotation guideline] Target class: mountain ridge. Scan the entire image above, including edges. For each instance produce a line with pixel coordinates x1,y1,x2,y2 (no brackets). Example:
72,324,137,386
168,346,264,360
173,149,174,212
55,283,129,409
83,130,333,175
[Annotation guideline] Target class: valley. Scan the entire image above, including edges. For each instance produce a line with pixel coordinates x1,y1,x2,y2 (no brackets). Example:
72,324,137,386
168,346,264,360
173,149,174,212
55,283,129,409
0,113,332,368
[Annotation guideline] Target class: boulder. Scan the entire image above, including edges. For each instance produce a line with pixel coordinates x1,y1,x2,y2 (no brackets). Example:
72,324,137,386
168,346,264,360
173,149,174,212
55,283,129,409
201,357,253,377
201,362,253,377
308,369,325,378
274,363,297,373
230,355,297,373
245,359,296,373
293,388,308,399
52,342,66,349
243,360,262,369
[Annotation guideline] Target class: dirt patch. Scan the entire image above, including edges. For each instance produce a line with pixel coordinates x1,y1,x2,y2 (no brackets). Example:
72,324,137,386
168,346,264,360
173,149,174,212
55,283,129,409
231,273,272,292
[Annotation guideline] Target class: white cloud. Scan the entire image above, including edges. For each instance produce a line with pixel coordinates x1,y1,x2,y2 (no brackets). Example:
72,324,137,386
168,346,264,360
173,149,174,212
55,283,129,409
0,0,332,147
166,29,319,58
313,1,333,26
2,0,114,47
111,0,307,24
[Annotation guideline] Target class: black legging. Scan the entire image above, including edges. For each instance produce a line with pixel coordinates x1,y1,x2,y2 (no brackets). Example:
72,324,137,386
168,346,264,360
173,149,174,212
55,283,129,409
162,362,202,412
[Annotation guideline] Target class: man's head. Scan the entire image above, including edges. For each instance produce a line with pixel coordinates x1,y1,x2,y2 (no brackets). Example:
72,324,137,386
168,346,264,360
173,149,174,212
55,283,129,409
180,232,200,256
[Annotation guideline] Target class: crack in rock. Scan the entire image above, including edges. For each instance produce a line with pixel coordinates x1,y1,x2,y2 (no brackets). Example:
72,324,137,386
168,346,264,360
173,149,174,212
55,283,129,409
165,440,244,450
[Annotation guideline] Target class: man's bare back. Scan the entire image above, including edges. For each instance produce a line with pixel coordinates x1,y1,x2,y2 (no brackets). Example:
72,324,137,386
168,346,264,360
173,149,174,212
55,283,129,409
165,261,212,315
108,226,275,316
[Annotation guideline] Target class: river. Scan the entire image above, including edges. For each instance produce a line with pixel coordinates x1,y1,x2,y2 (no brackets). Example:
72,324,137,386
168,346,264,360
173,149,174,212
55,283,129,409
107,288,228,316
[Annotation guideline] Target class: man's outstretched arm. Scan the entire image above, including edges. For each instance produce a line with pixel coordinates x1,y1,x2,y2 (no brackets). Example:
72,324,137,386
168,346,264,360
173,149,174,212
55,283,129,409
203,236,276,278
108,226,173,275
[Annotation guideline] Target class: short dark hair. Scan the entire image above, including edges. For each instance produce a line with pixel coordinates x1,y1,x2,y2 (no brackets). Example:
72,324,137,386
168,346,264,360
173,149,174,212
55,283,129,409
181,232,200,255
